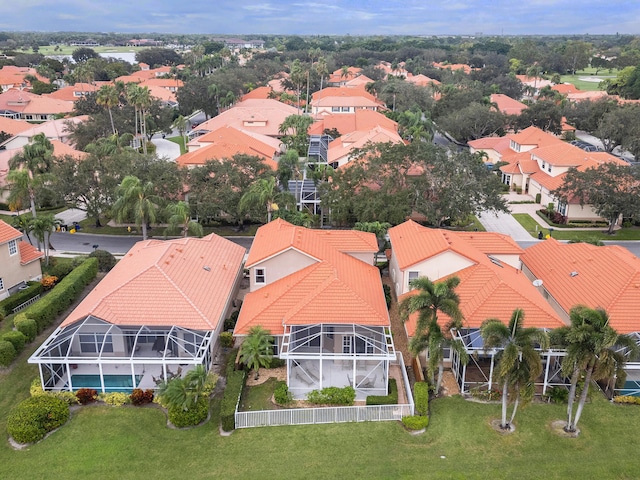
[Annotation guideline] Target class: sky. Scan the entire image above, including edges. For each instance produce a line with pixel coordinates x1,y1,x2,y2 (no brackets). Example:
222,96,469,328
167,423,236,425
0,0,638,36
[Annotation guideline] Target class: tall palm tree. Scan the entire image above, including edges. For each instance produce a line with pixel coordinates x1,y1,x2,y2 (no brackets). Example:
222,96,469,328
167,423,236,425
12,214,34,245
399,276,466,394
290,59,305,115
173,115,188,152
481,309,549,430
96,84,119,135
314,56,328,114
240,326,274,380
239,176,280,223
553,306,639,433
164,201,203,238
207,83,221,116
111,175,159,240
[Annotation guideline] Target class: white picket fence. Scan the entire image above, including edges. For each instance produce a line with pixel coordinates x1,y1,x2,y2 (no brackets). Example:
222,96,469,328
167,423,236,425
235,403,413,429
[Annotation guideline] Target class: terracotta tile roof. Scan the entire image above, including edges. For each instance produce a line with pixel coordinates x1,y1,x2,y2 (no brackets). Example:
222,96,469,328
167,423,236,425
328,126,402,165
490,94,527,115
144,84,177,104
18,240,43,264
196,99,298,137
235,219,387,335
5,115,88,144
60,234,245,330
311,86,379,102
0,89,74,116
433,63,472,74
552,83,580,95
46,83,99,102
241,86,272,100
308,109,398,136
389,220,522,270
245,218,377,267
521,239,640,334
140,78,184,89
0,66,48,89
529,169,567,191
51,139,88,160
327,67,362,84
178,126,278,169
405,74,441,86
343,75,374,88
468,136,511,152
0,219,22,244
509,126,563,149
0,116,32,136
400,260,564,335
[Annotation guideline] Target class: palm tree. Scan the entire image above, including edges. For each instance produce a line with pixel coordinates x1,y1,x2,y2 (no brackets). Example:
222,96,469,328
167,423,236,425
240,326,274,380
481,309,549,430
31,214,59,266
314,56,328,114
156,365,209,411
553,306,639,433
290,59,305,114
207,83,221,116
164,201,203,238
399,276,466,394
96,84,119,135
12,214,34,245
111,175,159,240
239,176,281,223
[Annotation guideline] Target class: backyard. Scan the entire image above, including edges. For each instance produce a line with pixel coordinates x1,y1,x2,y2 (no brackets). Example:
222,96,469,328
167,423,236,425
2,338,640,479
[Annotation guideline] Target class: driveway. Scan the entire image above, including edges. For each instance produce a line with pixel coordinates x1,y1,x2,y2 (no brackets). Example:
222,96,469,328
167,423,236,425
477,209,533,242
152,136,181,161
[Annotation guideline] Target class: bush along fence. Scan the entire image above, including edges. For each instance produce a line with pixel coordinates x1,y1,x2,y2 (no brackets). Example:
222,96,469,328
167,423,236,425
234,353,414,429
0,258,98,367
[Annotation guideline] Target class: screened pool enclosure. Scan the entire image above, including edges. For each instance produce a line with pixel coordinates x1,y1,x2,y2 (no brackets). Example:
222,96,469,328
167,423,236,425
29,316,214,392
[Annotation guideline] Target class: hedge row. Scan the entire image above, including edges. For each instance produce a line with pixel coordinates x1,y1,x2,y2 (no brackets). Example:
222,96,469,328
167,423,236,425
366,379,398,405
221,370,246,432
0,331,27,366
307,386,356,406
414,382,429,416
22,258,98,334
613,395,640,405
0,282,43,317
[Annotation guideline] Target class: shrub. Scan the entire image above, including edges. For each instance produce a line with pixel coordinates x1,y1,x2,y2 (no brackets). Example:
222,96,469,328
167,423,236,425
401,415,429,431
30,377,45,397
613,395,640,405
7,395,69,444
535,193,541,204
265,357,285,369
0,282,43,317
100,392,130,406
14,314,37,342
88,249,117,272
366,379,398,405
220,370,246,431
220,331,234,348
202,372,219,396
130,388,154,405
544,386,569,404
40,275,58,290
383,284,392,309
0,340,17,366
223,309,240,331
307,386,356,406
24,257,98,333
168,396,209,427
414,382,429,416
50,391,80,405
274,381,293,405
470,386,502,401
225,348,239,377
75,388,98,405
48,262,74,280
2,330,27,354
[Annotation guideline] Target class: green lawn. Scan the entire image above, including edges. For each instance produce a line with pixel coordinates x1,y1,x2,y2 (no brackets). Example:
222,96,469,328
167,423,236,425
512,213,640,241
2,344,640,480
167,135,187,155
239,377,281,412
560,67,618,92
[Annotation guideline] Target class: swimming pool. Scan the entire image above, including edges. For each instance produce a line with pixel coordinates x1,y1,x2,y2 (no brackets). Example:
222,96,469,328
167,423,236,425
71,374,143,392
619,380,640,397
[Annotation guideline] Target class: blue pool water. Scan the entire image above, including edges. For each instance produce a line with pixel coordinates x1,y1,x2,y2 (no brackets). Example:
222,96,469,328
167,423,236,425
619,380,640,396
71,374,143,392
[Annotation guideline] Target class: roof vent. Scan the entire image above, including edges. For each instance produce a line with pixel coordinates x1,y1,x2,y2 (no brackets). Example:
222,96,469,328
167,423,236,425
532,279,543,287
570,271,578,277
203,266,211,272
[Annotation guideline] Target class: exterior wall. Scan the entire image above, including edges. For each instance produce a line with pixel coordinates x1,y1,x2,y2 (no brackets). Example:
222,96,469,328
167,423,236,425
400,251,475,294
249,248,317,292
389,251,402,297
488,253,521,270
566,203,608,222
342,251,376,265
469,147,501,164
0,241,42,300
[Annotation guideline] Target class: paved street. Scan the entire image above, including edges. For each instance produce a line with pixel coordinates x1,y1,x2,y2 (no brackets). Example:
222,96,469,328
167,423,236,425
48,231,253,255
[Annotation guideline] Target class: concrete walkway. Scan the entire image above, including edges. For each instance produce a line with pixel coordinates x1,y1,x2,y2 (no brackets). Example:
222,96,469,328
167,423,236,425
152,136,181,161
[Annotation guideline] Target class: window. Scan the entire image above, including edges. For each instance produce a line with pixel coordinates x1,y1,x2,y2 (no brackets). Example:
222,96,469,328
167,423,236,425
79,334,113,354
547,165,552,173
0,278,3,291
255,268,265,284
8,239,17,256
408,271,419,281
341,106,350,112
541,161,545,169
558,202,568,216
331,107,340,112
271,339,279,356
342,336,353,354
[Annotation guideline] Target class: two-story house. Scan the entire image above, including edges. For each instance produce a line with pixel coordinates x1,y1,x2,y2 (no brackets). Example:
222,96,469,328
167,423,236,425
234,219,400,400
0,220,43,301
